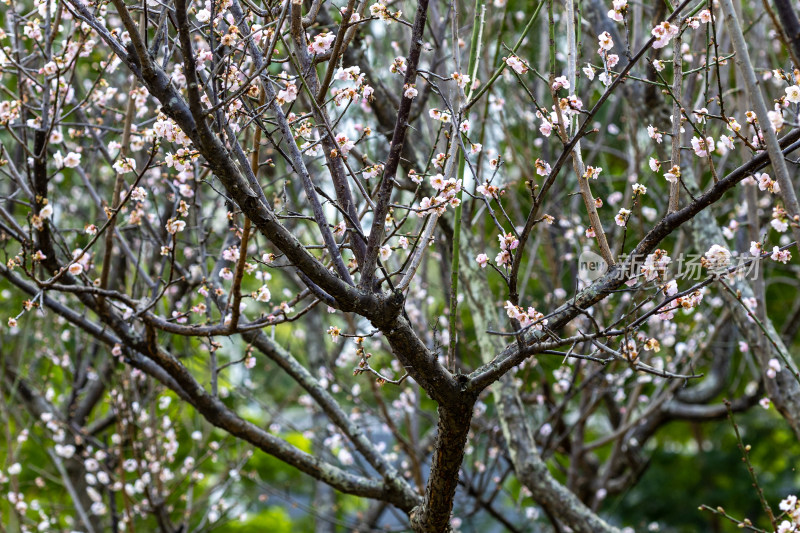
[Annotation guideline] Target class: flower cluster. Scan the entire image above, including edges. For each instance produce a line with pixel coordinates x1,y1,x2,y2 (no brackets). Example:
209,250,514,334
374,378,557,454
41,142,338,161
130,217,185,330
277,81,298,105
390,56,407,74
308,32,335,55
647,125,663,143
504,301,548,330
640,250,671,282
369,2,401,23
615,208,631,227
757,172,781,194
476,181,503,200
416,174,462,217
495,232,520,267
651,21,680,49
428,108,452,123
505,55,529,75
362,163,384,179
331,66,374,106
691,136,715,157
658,288,705,321
607,0,628,22
54,151,81,168
767,358,782,379
771,246,792,264
701,244,732,271
777,494,800,532
583,166,602,179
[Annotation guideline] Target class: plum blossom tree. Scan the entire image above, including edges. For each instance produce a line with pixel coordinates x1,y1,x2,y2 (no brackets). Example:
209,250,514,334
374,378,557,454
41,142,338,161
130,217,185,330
2,0,800,531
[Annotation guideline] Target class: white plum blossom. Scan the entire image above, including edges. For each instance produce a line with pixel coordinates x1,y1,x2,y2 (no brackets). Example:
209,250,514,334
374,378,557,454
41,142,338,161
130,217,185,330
779,495,798,513
651,21,679,49
494,232,519,267
771,217,788,233
390,56,407,74
757,172,780,193
428,108,452,122
55,444,76,458
452,72,471,89
702,244,731,271
504,300,548,330
165,218,186,234
717,135,735,154
254,285,271,302
327,326,341,342
333,220,346,237
608,0,627,21
598,31,614,51
664,165,680,183
769,107,785,132
647,125,663,143
691,136,714,157
583,166,602,179
362,164,384,179
663,279,678,296
505,55,528,74
112,157,136,174
476,181,501,199
277,83,298,105
552,76,570,91
615,208,631,227
693,108,709,123
308,32,335,55
766,358,781,379
63,151,81,168
786,85,800,103
335,133,355,154
535,158,551,176
370,2,401,23
771,246,792,264
641,250,677,282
